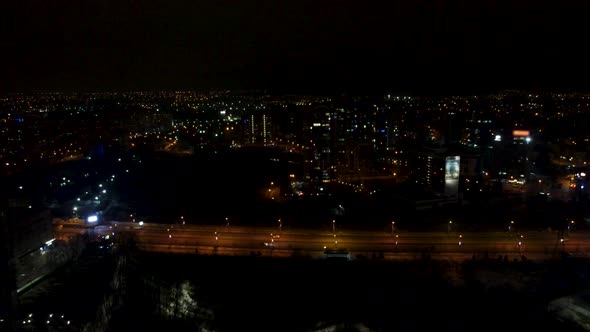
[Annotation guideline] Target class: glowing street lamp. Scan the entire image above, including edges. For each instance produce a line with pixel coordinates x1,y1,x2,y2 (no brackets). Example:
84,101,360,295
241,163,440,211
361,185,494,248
560,237,566,251
332,220,336,234
568,220,575,232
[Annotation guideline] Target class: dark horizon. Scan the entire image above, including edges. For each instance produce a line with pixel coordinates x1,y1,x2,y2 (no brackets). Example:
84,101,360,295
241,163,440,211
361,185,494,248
4,0,590,93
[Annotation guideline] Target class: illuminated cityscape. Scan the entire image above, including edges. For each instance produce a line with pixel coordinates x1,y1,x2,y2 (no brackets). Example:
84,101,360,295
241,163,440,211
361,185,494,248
3,91,589,197
2,90,590,331
3,1,590,331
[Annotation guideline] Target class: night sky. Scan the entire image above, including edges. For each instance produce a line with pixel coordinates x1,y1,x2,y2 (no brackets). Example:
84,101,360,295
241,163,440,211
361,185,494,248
4,0,590,93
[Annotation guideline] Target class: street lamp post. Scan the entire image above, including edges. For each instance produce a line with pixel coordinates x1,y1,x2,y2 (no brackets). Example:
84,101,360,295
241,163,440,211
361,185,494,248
332,220,336,234
225,217,229,231
568,220,575,236
448,220,453,233
278,218,282,233
391,221,396,235
560,237,565,252
270,233,275,256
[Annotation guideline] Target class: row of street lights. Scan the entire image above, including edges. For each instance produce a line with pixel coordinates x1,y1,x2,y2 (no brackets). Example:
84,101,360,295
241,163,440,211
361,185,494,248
212,217,284,253
209,216,576,255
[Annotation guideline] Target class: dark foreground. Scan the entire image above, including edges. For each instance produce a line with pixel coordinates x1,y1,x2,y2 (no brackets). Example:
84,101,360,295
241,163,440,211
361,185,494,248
16,246,590,331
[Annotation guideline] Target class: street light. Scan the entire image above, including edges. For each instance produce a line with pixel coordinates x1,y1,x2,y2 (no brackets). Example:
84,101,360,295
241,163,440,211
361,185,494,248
458,234,463,246
332,220,336,234
278,218,282,232
391,221,396,235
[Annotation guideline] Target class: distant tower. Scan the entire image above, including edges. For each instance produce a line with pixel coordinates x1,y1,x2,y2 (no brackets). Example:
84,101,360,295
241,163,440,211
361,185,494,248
250,115,255,144
304,105,336,186
263,114,268,144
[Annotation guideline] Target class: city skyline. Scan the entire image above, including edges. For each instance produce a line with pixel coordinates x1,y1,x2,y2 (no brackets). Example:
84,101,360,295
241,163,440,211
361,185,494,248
4,2,590,331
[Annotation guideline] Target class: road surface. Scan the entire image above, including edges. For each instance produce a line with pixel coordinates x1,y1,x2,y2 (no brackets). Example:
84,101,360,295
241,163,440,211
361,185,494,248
56,221,590,261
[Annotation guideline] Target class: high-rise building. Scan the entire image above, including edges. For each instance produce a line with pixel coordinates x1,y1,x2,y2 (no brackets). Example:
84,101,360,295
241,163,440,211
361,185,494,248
245,113,272,145
411,146,479,198
303,105,336,187
262,114,268,144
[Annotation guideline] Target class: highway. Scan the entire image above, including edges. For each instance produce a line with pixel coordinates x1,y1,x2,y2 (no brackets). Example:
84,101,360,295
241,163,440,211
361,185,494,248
55,221,590,261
